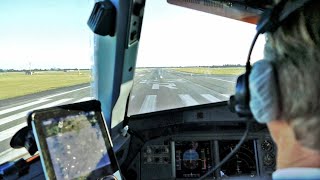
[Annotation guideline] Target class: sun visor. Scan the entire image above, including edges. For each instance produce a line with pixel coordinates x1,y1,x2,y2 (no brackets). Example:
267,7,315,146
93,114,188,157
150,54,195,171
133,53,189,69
167,0,273,24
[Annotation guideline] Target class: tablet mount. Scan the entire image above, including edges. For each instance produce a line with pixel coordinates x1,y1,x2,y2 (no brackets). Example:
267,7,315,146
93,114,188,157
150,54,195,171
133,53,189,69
10,126,38,155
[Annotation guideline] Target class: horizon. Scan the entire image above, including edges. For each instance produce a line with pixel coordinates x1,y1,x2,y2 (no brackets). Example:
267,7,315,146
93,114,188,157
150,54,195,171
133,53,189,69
0,64,246,71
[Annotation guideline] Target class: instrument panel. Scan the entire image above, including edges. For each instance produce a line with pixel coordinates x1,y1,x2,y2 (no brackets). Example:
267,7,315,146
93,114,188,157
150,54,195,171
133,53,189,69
140,137,276,179
175,140,259,178
128,102,277,179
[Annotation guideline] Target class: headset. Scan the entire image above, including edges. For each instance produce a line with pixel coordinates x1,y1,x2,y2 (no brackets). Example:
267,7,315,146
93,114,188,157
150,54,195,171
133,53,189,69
230,0,314,123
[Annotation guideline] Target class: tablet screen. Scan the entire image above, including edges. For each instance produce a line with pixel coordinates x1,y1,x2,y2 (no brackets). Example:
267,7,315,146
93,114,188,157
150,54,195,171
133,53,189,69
42,111,110,179
30,100,119,180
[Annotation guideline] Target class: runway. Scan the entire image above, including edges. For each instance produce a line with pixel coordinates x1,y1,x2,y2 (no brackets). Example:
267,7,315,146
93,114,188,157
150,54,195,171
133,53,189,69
128,68,236,115
0,68,238,164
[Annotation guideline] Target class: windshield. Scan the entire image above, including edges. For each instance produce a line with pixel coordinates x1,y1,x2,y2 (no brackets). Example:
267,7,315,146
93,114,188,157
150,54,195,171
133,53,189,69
0,0,265,165
127,1,265,116
0,1,92,164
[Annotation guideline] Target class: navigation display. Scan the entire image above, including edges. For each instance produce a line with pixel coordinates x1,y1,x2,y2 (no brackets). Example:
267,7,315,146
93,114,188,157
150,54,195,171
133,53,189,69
30,100,119,180
42,111,110,179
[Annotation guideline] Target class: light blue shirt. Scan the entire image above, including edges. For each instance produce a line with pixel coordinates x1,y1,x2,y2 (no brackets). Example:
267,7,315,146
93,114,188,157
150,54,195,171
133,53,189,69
273,168,320,180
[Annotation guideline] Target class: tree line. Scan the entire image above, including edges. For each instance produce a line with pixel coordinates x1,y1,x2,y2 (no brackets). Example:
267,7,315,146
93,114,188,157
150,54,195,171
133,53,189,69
137,64,245,68
0,68,90,72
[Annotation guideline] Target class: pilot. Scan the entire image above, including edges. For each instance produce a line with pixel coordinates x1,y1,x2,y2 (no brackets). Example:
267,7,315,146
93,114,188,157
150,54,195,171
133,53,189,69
249,0,320,179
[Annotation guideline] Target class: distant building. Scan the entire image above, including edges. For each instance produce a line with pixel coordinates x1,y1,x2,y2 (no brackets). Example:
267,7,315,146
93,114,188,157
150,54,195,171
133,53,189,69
25,70,33,75
63,69,75,72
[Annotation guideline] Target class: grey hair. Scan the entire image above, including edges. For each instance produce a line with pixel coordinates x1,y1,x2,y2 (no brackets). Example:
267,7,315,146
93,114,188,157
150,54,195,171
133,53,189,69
265,0,320,151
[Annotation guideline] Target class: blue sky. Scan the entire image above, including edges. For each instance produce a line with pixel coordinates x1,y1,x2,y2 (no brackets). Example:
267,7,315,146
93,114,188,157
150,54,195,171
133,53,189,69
0,0,92,70
0,0,264,69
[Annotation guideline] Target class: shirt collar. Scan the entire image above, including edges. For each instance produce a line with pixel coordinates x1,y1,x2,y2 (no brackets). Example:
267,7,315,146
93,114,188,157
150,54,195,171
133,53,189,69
273,167,320,180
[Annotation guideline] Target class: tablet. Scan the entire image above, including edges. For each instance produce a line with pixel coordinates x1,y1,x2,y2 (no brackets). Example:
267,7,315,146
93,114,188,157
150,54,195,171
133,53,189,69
28,100,120,180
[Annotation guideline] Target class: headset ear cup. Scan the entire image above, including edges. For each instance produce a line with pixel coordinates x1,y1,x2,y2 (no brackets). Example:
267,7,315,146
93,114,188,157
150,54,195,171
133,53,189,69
234,73,252,116
249,60,279,123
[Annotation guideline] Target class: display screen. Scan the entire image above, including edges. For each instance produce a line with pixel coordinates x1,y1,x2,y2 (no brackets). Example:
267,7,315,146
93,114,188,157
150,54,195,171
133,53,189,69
40,111,109,179
219,140,257,177
175,141,212,178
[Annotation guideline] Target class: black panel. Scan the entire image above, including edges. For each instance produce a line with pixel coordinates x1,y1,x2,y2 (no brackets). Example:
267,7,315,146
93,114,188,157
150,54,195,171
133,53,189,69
140,140,172,180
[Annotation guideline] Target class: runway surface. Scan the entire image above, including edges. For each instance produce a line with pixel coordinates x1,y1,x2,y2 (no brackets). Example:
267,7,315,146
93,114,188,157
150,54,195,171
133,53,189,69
0,68,238,164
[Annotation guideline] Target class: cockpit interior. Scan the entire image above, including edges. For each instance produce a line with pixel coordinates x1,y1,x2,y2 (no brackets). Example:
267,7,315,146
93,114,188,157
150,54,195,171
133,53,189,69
0,0,281,179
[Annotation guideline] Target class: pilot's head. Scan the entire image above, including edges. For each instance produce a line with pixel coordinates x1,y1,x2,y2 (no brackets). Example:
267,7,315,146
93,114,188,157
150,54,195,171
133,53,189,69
265,0,320,150
250,0,320,168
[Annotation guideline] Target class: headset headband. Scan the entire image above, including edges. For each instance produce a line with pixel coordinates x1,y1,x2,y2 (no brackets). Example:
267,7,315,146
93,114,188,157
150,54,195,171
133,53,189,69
257,0,312,34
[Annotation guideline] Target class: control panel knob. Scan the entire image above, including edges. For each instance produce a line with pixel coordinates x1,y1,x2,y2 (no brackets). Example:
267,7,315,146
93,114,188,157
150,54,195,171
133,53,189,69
147,156,152,163
164,147,169,153
261,140,273,152
146,147,152,154
263,153,275,166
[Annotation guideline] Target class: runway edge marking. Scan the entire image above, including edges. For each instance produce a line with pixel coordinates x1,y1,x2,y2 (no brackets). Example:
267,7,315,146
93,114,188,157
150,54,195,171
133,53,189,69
0,98,73,134
40,86,90,99
0,99,51,116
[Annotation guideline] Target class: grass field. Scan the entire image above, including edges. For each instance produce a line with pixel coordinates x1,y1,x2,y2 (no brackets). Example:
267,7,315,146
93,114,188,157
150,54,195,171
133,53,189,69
0,71,91,100
172,67,245,75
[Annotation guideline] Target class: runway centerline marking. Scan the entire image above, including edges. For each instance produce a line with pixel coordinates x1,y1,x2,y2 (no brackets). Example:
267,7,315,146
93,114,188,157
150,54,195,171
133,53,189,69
152,83,178,90
0,99,51,116
152,84,160,90
179,94,198,106
139,95,157,114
